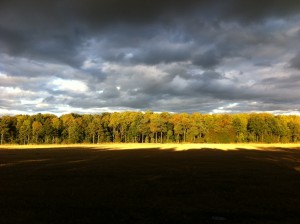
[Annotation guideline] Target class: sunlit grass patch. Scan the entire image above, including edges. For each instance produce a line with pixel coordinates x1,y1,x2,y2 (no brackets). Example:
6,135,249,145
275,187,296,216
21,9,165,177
2,143,300,151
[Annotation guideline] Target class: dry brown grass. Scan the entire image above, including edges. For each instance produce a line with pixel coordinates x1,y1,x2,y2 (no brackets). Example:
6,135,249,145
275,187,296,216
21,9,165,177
2,142,300,151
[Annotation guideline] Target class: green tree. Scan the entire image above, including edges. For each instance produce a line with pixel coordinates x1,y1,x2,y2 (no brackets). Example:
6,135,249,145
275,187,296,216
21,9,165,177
288,120,300,142
188,113,205,143
247,113,270,142
127,112,142,143
60,113,76,143
100,113,112,143
232,115,248,142
86,115,99,144
0,116,10,144
32,121,43,143
19,118,32,144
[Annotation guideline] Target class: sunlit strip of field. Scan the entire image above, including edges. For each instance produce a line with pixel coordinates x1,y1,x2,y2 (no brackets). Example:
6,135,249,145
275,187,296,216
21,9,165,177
1,143,300,151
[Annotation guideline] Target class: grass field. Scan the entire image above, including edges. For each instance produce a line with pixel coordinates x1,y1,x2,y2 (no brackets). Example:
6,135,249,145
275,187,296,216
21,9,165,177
1,143,300,223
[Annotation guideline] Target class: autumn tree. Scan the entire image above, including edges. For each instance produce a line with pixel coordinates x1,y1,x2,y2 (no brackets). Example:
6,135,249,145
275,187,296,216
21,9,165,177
51,117,62,144
171,114,184,143
159,112,171,143
139,111,152,143
1,112,300,144
150,113,160,143
109,112,121,142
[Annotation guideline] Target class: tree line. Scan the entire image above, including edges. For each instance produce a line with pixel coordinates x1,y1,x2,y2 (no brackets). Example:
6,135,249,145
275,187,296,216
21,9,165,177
1,112,300,145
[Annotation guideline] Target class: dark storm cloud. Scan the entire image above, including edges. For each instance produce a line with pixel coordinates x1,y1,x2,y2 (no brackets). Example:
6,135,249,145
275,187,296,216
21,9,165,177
1,0,300,115
69,0,300,25
68,0,206,25
2,0,298,25
0,1,96,67
290,53,300,70
1,0,300,64
222,0,300,23
192,49,222,69
0,0,203,60
0,25,85,67
130,44,191,65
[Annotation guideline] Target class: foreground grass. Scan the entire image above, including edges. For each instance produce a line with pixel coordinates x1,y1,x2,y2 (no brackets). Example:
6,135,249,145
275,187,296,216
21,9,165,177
1,144,300,223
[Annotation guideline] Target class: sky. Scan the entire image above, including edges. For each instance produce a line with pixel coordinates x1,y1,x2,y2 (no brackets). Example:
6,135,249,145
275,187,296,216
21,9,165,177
1,0,300,115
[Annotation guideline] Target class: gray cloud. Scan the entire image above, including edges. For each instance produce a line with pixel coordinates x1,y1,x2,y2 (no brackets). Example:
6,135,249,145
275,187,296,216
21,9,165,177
192,49,222,69
290,53,300,70
1,0,300,115
261,74,300,91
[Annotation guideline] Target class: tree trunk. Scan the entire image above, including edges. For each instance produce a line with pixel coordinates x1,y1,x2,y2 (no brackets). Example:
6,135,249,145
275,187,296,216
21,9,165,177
142,133,144,143
160,132,163,143
155,132,158,143
68,127,71,142
1,132,3,145
112,128,115,142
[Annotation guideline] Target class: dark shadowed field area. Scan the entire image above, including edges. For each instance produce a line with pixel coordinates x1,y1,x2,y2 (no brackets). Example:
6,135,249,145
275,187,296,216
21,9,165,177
1,145,300,223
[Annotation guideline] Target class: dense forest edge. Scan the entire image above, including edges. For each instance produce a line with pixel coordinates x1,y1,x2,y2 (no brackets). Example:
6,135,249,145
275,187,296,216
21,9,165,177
1,112,300,145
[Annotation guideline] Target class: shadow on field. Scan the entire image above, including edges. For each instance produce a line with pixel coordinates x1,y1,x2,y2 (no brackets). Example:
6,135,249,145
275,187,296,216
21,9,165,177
1,146,300,224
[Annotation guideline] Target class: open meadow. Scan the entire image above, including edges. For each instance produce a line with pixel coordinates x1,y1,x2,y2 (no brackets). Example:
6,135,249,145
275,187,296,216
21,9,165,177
1,143,300,223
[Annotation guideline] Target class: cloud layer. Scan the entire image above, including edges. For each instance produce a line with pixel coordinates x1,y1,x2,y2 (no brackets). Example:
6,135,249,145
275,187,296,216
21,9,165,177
1,0,300,115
